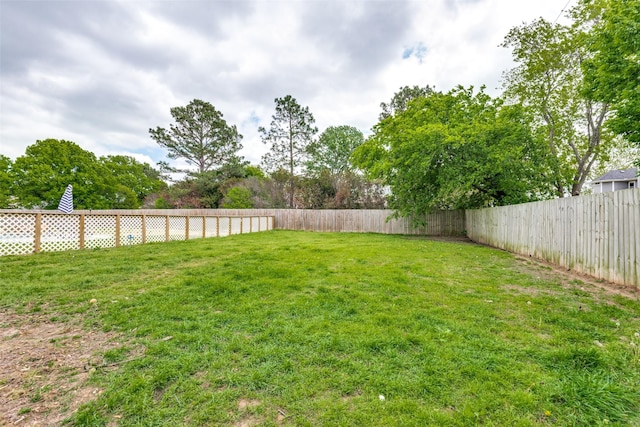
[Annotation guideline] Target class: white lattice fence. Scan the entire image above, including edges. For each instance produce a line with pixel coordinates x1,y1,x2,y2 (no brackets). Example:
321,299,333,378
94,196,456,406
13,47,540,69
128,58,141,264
41,214,80,252
219,217,231,237
146,216,167,243
120,215,144,246
205,217,219,238
85,215,117,249
0,212,274,256
188,216,204,239
168,216,186,241
231,217,242,235
0,213,35,255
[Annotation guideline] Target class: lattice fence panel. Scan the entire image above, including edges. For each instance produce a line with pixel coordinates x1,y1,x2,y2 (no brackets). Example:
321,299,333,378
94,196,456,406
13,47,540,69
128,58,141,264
218,217,230,237
259,216,268,231
120,216,143,246
0,213,36,256
168,216,186,241
230,217,242,235
146,216,167,243
189,216,204,240
240,217,250,234
205,217,219,238
84,215,117,249
41,214,80,252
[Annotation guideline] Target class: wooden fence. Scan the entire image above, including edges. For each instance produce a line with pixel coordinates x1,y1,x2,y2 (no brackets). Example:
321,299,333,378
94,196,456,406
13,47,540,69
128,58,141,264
0,210,274,256
206,209,466,235
466,188,640,288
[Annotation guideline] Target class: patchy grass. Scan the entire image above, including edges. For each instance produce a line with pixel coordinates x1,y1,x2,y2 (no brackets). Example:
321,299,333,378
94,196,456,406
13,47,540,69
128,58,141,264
1,231,639,426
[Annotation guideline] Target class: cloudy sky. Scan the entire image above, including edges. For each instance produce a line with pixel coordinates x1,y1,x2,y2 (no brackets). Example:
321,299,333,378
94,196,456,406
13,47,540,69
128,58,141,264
1,0,571,170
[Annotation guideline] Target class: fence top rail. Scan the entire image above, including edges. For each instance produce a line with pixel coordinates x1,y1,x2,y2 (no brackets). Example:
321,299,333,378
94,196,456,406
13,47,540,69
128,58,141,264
0,209,275,217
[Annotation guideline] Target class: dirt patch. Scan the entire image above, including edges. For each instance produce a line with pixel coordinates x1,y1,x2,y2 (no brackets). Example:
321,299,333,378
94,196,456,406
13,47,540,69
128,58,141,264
0,310,123,426
237,398,261,410
405,235,477,244
512,255,639,300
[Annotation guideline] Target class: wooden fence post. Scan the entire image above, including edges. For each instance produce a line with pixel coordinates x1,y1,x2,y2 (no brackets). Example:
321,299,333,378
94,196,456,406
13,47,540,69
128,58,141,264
142,215,147,244
202,216,206,239
79,214,85,249
216,217,220,237
34,213,42,253
185,215,190,240
115,214,121,247
228,217,232,235
165,216,170,242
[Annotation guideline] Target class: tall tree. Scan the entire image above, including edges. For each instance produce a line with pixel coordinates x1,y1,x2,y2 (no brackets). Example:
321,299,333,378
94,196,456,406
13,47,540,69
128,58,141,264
352,87,554,219
379,85,435,120
149,99,243,173
11,139,113,209
0,155,13,208
501,17,612,196
260,95,318,208
582,0,640,151
100,155,166,207
305,125,364,176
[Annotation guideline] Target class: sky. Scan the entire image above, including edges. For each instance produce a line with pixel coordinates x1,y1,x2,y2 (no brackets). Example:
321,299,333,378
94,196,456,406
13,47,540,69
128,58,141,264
0,0,572,171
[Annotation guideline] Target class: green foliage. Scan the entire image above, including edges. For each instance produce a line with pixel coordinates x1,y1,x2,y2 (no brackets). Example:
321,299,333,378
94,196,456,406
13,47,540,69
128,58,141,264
260,95,318,208
353,87,554,218
221,186,253,208
8,140,165,209
11,139,114,209
149,99,243,173
501,16,613,195
1,232,639,425
153,197,171,209
379,85,435,120
100,155,166,208
0,155,13,208
582,0,640,150
155,160,254,208
305,125,364,175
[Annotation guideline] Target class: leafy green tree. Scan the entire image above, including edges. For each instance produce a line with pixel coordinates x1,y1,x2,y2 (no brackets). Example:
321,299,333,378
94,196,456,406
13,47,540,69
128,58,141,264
582,0,640,150
100,155,166,208
260,95,318,208
379,85,435,120
501,17,613,196
306,125,364,175
352,87,554,219
149,99,243,173
11,139,118,209
221,186,253,208
0,155,13,208
154,159,251,208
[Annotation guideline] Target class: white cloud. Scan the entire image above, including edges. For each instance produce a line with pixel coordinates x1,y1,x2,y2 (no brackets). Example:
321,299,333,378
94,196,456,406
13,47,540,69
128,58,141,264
0,0,572,169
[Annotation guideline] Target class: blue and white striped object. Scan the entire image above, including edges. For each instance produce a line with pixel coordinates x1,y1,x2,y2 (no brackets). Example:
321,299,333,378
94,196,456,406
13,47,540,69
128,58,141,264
58,184,73,214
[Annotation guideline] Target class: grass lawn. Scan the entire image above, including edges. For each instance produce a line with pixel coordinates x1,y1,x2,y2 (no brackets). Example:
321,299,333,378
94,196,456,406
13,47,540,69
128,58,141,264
1,231,639,426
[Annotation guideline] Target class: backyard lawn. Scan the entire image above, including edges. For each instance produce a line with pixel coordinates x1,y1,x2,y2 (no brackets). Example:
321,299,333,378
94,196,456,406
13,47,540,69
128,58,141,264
1,231,639,426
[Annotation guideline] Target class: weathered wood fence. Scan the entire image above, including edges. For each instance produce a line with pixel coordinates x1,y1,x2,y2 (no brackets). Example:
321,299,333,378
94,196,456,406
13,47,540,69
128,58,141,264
0,210,274,256
206,209,466,235
466,188,639,288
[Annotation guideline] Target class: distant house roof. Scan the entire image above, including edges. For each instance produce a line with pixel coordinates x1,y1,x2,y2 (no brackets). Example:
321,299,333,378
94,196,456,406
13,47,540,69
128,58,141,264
592,168,638,183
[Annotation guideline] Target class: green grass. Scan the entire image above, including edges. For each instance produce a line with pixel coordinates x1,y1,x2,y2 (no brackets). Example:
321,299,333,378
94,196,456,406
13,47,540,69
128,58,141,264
1,231,639,426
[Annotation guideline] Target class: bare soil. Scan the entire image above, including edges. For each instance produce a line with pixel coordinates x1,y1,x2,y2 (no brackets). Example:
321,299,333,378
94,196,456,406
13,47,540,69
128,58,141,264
512,255,639,300
0,310,123,426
